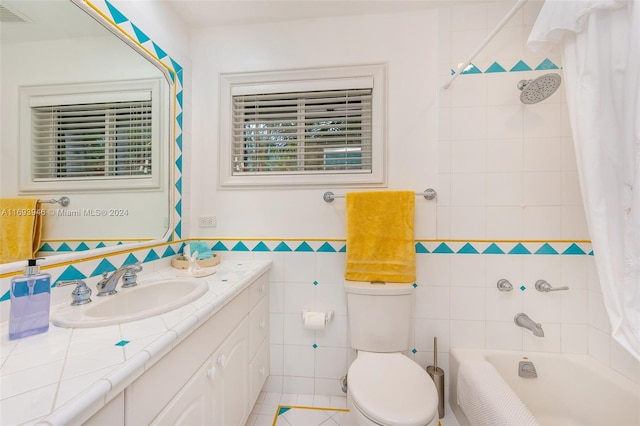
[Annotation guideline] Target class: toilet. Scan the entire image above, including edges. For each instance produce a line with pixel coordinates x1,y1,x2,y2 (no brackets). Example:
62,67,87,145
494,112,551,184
345,280,439,426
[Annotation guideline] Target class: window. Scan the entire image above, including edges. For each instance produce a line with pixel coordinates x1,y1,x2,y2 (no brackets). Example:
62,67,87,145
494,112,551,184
233,88,372,174
19,79,166,192
32,98,152,180
220,64,386,188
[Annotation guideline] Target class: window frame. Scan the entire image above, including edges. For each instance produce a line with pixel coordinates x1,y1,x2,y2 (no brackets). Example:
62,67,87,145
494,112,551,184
18,78,168,193
219,64,387,189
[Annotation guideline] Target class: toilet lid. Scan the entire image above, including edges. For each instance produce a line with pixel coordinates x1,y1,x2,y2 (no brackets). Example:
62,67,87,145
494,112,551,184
348,352,438,426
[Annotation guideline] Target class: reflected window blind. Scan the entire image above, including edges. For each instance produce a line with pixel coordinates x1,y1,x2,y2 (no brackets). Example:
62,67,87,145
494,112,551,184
232,88,372,175
31,99,152,181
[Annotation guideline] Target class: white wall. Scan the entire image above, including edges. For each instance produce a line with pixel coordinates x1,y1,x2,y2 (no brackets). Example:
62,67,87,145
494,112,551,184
190,10,439,240
186,0,640,396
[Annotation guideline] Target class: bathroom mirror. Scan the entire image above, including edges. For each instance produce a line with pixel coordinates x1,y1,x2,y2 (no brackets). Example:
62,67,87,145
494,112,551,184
0,0,175,265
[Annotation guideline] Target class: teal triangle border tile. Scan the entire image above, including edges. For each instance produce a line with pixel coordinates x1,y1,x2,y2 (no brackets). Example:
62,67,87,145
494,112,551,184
143,249,160,262
212,241,229,251
152,41,168,59
278,407,291,416
57,242,73,252
76,242,90,251
457,243,479,254
485,61,506,73
563,243,586,255
482,243,505,254
510,60,532,72
252,241,271,252
232,241,250,252
461,63,482,74
415,242,429,254
56,265,87,283
174,220,182,239
535,58,559,70
39,242,55,252
122,253,140,266
0,291,9,302
338,245,346,253
274,242,292,252
170,58,183,74
433,242,454,254
92,259,117,277
105,0,129,24
317,242,337,253
96,242,107,249
162,245,177,258
508,243,531,254
535,243,559,255
295,242,314,252
131,23,150,44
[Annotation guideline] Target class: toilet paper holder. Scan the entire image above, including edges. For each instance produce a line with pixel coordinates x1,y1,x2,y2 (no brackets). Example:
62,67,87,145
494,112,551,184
301,309,334,325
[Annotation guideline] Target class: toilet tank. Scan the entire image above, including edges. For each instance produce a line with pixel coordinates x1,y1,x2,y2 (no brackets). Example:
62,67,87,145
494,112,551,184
345,281,413,352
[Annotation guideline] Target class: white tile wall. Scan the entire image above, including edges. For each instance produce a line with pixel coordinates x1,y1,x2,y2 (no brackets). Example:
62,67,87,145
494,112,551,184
254,0,638,395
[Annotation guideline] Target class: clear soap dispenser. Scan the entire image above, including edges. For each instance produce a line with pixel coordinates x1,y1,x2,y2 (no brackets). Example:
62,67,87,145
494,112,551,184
9,258,51,340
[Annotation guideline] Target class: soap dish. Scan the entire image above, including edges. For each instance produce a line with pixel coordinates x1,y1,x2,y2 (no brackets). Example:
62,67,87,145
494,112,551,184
171,254,219,270
175,267,217,278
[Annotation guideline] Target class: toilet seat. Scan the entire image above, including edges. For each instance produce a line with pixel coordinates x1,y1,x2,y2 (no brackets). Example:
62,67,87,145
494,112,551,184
348,351,438,426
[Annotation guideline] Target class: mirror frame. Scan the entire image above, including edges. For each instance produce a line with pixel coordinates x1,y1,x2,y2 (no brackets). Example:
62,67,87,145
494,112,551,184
0,0,183,274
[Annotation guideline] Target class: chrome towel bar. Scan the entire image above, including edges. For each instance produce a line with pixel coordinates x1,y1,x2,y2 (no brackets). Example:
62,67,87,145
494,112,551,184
323,188,437,203
38,196,70,207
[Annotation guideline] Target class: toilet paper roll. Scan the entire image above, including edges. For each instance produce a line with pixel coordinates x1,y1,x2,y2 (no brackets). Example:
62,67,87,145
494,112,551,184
303,311,326,330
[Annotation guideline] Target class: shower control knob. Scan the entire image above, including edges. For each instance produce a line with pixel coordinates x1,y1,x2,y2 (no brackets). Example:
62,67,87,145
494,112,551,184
535,280,569,292
496,279,513,292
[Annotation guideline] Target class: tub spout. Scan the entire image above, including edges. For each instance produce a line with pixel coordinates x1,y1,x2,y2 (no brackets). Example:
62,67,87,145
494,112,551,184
514,313,544,337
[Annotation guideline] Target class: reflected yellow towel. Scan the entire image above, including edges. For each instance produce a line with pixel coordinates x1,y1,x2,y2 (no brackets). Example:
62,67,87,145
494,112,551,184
0,198,42,263
345,191,416,283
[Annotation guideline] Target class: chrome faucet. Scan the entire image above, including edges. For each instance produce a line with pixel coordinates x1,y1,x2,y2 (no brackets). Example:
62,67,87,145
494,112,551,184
96,263,143,296
518,361,538,378
514,313,544,337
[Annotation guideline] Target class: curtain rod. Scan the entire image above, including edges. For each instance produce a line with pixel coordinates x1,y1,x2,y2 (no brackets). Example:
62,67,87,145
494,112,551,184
443,0,529,89
323,189,437,203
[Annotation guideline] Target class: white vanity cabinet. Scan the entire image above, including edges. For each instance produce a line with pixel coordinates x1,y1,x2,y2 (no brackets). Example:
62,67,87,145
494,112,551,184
125,272,270,425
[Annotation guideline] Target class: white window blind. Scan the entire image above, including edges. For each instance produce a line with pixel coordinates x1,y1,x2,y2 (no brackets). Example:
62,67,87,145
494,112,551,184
232,88,372,175
31,98,152,181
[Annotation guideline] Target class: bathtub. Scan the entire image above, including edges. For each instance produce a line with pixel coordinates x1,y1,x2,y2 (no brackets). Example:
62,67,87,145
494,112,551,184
449,348,640,426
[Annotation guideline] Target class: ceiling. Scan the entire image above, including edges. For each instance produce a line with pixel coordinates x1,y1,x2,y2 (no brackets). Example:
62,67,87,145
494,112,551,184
0,0,111,43
0,0,450,44
166,0,445,28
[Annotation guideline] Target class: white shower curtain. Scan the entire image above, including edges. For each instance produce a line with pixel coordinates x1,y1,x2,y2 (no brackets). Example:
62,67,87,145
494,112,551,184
529,0,640,361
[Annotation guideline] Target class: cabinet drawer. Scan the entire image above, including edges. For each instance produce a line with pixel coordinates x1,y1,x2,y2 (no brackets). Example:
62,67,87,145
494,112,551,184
249,338,269,407
249,295,269,359
249,273,268,309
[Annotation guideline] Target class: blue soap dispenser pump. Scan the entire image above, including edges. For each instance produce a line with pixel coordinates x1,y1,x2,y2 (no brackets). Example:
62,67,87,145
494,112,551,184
9,258,51,340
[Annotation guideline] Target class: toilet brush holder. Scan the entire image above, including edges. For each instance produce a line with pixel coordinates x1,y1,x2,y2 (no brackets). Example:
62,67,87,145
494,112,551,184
426,337,445,419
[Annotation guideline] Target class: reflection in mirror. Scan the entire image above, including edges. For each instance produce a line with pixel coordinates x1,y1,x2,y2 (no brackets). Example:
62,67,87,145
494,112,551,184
0,0,173,265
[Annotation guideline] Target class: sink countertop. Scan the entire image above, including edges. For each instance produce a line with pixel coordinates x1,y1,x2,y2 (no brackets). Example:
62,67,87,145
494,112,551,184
0,260,271,426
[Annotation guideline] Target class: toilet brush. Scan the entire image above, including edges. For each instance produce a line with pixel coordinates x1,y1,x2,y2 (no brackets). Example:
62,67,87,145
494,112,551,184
426,337,445,419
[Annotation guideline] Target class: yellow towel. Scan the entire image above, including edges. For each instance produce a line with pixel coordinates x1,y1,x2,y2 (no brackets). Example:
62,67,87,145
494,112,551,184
345,191,416,283
0,198,42,263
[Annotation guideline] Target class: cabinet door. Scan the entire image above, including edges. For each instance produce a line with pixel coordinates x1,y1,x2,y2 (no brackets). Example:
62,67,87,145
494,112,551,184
151,359,214,425
85,392,124,425
212,316,249,426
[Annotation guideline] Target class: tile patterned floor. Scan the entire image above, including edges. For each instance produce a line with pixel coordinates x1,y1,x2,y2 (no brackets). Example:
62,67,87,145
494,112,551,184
245,392,461,426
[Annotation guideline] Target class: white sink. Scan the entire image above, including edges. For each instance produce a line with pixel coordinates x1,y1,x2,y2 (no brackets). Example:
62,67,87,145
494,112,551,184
51,278,208,328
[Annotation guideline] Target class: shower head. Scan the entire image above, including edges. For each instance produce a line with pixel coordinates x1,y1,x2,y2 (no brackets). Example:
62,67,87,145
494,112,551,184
517,73,561,104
